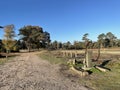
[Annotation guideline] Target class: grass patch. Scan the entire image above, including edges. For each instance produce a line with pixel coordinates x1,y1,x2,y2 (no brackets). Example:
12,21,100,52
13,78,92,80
73,63,83,70
0,57,14,65
89,67,101,73
0,54,17,65
38,51,68,64
80,60,120,90
0,58,8,65
38,50,120,90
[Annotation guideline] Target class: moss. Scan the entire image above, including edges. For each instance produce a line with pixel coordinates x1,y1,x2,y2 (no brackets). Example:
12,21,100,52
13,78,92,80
89,67,101,73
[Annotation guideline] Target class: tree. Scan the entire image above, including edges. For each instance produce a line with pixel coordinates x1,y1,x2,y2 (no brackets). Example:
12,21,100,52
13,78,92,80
82,33,91,53
106,32,117,47
61,43,66,50
58,42,63,49
82,33,89,42
41,31,51,48
0,39,4,52
82,33,92,68
116,39,120,47
73,41,83,50
104,38,110,48
19,25,50,51
96,33,107,60
56,42,63,50
97,33,106,48
2,24,16,54
52,41,58,50
65,41,71,49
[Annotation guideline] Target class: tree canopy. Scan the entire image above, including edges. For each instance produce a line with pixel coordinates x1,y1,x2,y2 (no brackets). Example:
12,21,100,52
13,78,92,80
2,24,16,53
19,25,50,51
0,24,120,52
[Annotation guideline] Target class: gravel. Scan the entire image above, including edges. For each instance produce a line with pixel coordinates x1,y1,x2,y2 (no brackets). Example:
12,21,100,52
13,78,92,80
0,52,90,90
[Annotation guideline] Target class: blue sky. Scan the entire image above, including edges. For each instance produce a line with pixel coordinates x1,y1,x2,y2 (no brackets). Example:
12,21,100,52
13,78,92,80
0,0,120,42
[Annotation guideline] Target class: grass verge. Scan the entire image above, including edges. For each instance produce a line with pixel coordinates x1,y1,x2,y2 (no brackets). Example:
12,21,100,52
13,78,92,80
0,57,14,65
0,54,17,65
38,50,120,90
38,50,68,64
80,60,120,90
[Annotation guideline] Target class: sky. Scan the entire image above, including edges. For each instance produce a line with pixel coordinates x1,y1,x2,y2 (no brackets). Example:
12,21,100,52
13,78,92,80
0,0,120,43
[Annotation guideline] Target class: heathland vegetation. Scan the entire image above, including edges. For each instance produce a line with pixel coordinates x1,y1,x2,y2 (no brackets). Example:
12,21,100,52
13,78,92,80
0,24,120,53
0,24,120,90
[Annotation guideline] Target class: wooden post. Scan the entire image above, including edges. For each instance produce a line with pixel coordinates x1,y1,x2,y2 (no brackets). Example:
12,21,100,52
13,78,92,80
72,53,75,58
83,58,86,69
83,50,92,69
86,51,89,68
66,52,67,57
86,51,92,68
75,52,77,57
70,52,72,58
73,59,75,65
68,53,70,57
64,52,66,57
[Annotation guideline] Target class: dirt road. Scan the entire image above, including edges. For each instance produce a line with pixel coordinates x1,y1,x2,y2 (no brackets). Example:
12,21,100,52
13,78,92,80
0,52,90,90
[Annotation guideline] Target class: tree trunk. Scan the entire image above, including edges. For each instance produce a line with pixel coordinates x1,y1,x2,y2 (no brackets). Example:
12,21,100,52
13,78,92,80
28,47,30,52
96,43,101,61
6,50,9,58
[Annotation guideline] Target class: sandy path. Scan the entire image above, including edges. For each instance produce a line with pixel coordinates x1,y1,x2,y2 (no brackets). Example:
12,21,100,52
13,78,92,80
0,52,90,90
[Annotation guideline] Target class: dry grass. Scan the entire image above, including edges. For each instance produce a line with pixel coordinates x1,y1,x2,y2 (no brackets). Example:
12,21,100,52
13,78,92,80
38,51,68,64
39,50,120,90
0,53,18,65
79,60,120,90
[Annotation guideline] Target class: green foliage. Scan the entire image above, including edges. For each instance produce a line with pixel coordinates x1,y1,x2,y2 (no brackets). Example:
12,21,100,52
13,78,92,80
19,25,50,51
74,41,84,49
80,60,120,90
2,24,16,53
4,24,15,39
73,63,83,70
98,32,117,48
1,24,120,51
82,33,89,41
89,67,101,73
49,32,120,50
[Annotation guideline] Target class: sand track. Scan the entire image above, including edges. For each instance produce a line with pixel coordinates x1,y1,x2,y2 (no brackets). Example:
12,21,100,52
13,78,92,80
0,52,89,90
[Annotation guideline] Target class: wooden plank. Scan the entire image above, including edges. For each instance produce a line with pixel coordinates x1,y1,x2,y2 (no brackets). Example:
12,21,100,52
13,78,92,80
70,66,88,77
95,66,107,72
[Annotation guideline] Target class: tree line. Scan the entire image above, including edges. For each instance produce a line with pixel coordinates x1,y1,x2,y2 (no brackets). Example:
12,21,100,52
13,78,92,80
0,24,50,53
50,32,120,50
0,24,120,53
